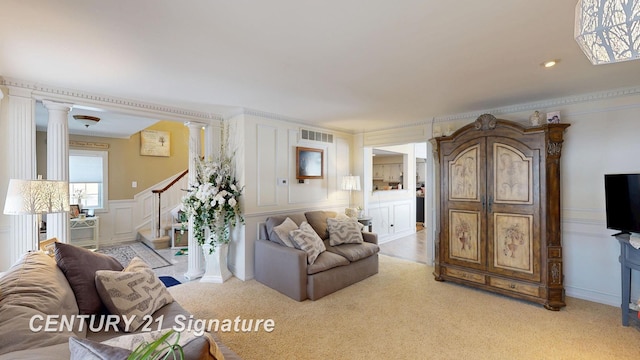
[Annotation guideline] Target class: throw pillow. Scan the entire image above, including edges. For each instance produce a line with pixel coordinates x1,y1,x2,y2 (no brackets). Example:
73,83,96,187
289,221,326,265
304,210,337,240
0,251,84,356
327,217,364,246
271,217,298,248
124,256,152,272
95,260,174,332
54,242,124,315
335,213,365,230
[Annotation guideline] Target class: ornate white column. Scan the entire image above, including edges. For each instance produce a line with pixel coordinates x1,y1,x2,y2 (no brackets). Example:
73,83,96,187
42,100,72,243
184,122,205,280
6,87,37,261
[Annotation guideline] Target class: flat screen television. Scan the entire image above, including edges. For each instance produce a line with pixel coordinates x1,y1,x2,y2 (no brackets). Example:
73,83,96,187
604,173,640,234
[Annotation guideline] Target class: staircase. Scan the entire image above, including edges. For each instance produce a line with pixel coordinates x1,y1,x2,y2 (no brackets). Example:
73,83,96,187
134,169,189,249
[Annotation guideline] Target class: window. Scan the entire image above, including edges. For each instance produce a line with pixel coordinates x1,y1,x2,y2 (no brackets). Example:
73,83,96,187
69,150,108,210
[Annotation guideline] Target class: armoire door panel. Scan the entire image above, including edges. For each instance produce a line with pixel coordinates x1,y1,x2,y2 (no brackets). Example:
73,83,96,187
448,209,482,265
449,144,481,202
492,143,533,204
492,213,534,274
441,138,487,270
486,136,541,281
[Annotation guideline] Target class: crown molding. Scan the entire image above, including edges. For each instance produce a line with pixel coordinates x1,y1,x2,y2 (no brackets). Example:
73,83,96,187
433,86,640,123
0,77,223,123
234,108,353,136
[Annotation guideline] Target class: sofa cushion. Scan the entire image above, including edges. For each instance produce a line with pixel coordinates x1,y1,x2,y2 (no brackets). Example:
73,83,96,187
289,222,326,265
69,337,131,359
271,217,298,248
265,213,307,245
327,217,364,246
95,258,174,332
55,242,124,315
103,330,223,360
71,330,222,360
307,251,350,275
0,251,84,356
326,242,380,262
305,210,337,240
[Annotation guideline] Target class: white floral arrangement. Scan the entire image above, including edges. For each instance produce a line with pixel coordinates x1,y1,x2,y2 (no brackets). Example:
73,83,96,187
180,155,244,252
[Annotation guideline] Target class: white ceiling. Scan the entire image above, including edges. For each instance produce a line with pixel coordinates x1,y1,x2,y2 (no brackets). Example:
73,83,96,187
2,0,640,135
34,102,159,138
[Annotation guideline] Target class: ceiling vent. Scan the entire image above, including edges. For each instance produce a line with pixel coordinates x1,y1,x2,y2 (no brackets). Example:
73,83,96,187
300,128,333,143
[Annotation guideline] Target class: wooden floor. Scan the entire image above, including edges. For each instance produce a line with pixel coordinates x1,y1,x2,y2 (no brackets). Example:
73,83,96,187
379,228,429,264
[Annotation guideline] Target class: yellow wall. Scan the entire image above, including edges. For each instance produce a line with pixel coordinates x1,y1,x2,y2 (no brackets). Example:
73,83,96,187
36,121,190,200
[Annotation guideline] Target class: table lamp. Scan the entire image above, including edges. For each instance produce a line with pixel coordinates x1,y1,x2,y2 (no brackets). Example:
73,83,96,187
3,179,70,250
341,175,361,218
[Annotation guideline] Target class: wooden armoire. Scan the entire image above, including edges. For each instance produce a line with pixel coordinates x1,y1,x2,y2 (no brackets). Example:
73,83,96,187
433,114,569,310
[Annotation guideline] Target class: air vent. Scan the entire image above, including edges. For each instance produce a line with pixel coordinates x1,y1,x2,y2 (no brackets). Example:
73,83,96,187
300,128,333,143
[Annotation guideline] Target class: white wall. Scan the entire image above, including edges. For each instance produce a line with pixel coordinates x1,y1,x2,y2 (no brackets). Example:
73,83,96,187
555,95,640,306
233,112,353,280
0,88,11,270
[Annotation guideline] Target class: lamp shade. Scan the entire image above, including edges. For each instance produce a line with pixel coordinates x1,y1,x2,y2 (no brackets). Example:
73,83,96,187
3,179,70,215
341,175,361,191
575,0,640,65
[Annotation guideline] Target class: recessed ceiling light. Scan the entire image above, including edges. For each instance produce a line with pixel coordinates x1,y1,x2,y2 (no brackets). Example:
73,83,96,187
542,59,559,68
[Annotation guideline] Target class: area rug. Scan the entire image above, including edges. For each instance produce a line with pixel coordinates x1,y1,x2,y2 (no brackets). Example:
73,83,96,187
96,242,172,269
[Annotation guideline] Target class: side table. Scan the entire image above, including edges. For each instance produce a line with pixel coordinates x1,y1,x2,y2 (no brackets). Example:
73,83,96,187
616,234,640,326
70,216,100,250
358,217,373,232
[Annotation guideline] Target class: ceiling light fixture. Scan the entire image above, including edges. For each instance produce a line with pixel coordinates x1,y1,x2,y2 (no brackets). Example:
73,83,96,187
542,60,558,68
73,115,100,128
575,0,640,65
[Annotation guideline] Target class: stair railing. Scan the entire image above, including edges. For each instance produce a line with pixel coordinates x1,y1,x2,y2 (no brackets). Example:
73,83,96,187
150,169,189,238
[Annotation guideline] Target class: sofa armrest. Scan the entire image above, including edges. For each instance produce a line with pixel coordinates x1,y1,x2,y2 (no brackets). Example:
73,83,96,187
254,239,308,301
362,232,378,245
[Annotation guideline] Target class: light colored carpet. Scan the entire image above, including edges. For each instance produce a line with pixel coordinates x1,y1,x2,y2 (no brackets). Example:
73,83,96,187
169,255,640,359
96,242,172,269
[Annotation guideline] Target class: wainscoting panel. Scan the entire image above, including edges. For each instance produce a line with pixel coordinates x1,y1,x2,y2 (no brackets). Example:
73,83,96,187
562,216,637,307
100,200,137,244
257,124,278,207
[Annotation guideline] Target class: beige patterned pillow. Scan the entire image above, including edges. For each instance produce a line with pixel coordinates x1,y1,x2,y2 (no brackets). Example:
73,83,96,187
327,217,364,246
272,217,298,248
95,260,174,332
289,222,326,265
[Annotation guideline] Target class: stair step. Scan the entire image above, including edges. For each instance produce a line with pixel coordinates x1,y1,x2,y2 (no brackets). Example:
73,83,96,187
138,229,171,250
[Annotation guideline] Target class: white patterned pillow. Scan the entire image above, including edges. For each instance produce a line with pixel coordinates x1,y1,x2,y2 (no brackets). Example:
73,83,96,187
272,217,298,248
327,217,364,246
95,260,174,332
335,213,365,230
289,222,326,265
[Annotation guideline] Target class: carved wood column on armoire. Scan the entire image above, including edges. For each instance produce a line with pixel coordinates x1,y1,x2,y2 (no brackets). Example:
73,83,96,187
432,114,569,310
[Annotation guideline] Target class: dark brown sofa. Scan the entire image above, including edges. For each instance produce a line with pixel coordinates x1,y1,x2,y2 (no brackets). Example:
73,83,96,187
255,210,379,301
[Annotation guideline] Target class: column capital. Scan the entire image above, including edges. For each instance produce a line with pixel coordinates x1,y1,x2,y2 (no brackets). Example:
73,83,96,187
42,100,73,112
185,121,207,130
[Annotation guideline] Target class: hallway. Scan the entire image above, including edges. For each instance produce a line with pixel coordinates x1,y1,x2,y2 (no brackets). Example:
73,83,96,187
379,230,429,264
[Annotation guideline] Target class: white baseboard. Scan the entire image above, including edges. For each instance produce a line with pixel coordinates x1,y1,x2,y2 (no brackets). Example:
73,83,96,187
566,285,619,307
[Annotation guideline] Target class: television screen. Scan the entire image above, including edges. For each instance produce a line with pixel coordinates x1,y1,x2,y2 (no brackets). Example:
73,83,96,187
604,174,640,234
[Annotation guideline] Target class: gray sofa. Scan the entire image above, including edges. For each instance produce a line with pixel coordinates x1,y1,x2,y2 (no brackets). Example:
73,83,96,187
0,244,240,359
255,210,379,301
